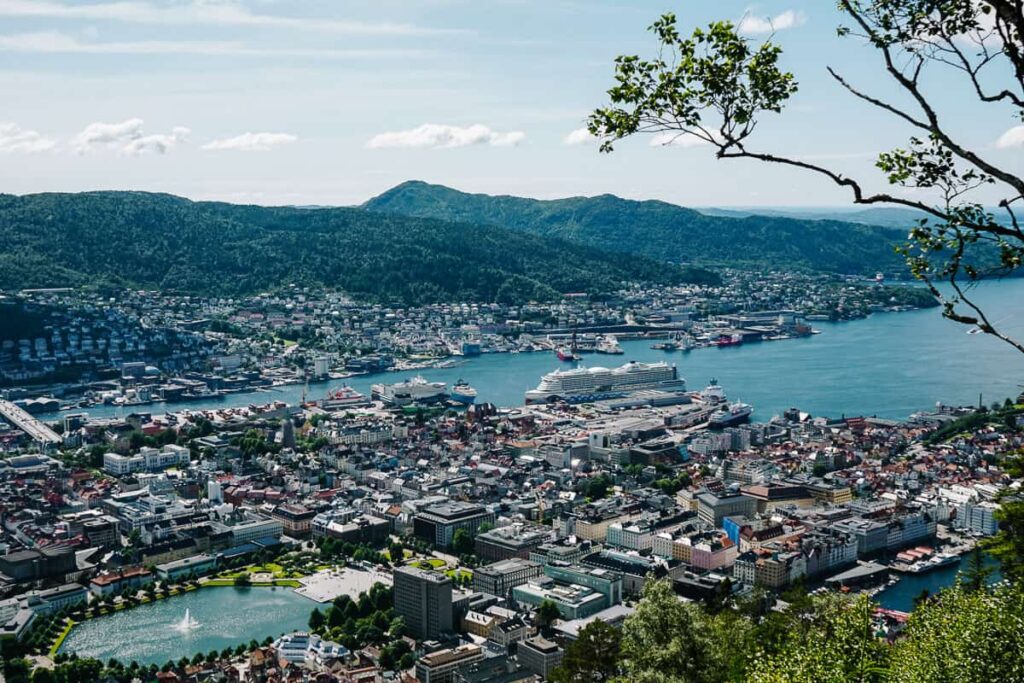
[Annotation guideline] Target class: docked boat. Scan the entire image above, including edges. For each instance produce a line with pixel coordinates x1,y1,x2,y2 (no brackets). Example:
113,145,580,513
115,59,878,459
596,335,624,354
713,333,743,347
450,380,478,405
525,361,685,403
555,347,580,362
699,379,727,404
651,341,679,351
709,401,753,428
371,376,448,406
321,386,371,410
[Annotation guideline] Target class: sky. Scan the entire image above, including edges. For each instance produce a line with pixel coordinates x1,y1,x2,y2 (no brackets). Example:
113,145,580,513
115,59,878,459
0,0,1020,207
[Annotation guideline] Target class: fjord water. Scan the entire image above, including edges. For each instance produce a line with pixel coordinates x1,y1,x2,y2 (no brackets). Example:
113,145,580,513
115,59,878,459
59,587,316,667
69,279,1024,421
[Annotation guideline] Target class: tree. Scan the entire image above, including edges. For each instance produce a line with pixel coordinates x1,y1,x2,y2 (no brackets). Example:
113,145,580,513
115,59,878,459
549,618,622,683
961,545,995,592
389,541,405,564
451,528,475,556
534,599,562,631
890,582,1024,683
615,578,723,683
589,2,1024,352
747,594,889,683
30,669,55,683
308,607,325,631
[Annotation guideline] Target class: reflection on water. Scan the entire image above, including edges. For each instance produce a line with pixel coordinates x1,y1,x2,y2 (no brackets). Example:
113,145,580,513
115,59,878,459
60,587,316,666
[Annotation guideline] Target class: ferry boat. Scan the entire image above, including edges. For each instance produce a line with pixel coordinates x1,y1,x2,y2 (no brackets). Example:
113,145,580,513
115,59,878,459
901,553,961,574
450,380,478,405
708,401,753,428
525,361,685,403
321,386,371,410
371,376,448,406
596,335,624,354
699,379,727,404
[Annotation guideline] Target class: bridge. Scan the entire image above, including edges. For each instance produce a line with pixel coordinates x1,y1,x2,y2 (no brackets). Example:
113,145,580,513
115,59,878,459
0,399,62,446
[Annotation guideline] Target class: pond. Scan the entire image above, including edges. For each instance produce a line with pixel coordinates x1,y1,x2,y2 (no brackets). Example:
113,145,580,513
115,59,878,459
59,586,317,667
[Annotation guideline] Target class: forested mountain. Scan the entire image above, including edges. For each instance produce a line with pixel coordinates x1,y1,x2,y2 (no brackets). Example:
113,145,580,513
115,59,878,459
0,191,717,304
696,206,930,230
364,181,911,275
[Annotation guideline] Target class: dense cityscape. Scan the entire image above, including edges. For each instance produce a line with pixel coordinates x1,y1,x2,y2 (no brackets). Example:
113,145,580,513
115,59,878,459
0,269,1017,682
3,0,1024,681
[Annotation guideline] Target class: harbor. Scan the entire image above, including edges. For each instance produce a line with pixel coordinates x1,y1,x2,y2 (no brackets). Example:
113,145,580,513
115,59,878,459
27,278,1024,424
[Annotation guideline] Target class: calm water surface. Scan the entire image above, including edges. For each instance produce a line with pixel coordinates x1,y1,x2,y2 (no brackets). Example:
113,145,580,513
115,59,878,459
59,587,316,666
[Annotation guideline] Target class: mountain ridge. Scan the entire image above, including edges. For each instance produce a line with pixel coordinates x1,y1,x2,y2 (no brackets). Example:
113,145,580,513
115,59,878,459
0,190,717,304
364,180,912,276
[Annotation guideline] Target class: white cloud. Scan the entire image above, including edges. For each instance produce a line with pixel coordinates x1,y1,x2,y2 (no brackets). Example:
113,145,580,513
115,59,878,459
649,131,713,148
366,124,526,149
0,0,459,36
0,30,423,59
122,127,190,156
563,127,597,146
0,122,56,153
72,118,188,155
738,9,806,35
202,132,298,152
996,125,1024,149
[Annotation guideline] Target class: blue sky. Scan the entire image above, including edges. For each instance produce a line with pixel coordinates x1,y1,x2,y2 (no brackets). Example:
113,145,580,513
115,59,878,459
0,0,1020,207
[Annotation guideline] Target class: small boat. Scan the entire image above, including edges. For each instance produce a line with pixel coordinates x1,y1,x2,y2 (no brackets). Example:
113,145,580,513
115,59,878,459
651,341,679,351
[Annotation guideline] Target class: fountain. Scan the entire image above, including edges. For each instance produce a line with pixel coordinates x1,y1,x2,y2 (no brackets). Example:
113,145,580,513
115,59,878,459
172,608,200,632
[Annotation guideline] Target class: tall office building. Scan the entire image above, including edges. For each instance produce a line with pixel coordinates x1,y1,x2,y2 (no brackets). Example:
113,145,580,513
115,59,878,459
393,566,453,640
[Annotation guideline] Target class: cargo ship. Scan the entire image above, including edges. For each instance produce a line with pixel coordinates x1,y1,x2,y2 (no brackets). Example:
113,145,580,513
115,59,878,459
525,361,685,403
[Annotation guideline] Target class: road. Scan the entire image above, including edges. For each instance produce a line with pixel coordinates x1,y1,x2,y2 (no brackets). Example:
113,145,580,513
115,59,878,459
0,399,62,445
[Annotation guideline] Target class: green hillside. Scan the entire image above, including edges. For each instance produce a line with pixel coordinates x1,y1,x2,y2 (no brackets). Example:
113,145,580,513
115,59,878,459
364,181,910,276
0,191,716,304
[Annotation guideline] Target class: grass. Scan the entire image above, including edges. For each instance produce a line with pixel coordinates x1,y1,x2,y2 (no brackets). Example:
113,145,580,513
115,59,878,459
412,559,448,571
445,569,473,581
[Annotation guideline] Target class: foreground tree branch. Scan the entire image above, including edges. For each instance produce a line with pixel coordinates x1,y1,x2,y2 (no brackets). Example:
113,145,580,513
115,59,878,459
589,1,1024,353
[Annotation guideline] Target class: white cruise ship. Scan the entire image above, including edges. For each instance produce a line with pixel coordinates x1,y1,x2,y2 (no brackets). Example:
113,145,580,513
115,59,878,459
371,376,448,406
524,361,684,403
